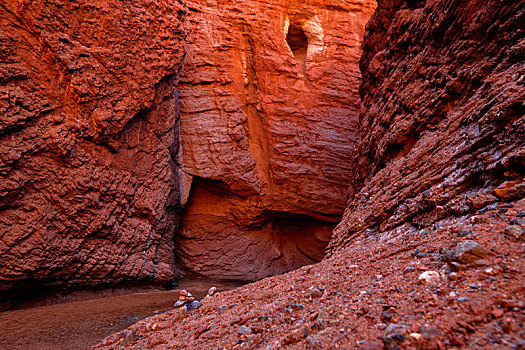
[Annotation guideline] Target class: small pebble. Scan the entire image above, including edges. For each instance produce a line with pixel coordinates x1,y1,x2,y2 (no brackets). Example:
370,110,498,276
458,297,468,302
310,288,323,298
410,333,422,340
418,271,441,284
375,323,387,330
185,301,202,311
218,305,228,314
381,311,392,321
492,308,504,318
238,325,252,335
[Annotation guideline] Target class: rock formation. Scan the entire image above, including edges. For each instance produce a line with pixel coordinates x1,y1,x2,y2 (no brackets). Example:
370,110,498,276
94,0,525,348
0,0,376,306
176,0,375,281
329,0,524,253
0,0,187,308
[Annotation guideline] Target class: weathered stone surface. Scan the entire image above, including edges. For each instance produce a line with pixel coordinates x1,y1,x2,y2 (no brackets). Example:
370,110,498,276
0,0,186,307
176,0,375,281
329,0,525,253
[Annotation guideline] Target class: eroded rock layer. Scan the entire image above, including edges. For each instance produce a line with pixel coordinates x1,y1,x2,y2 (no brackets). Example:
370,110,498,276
176,0,375,281
329,0,525,252
0,0,186,308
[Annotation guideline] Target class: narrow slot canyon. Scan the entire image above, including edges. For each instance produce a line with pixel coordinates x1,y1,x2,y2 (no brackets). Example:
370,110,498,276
2,0,524,348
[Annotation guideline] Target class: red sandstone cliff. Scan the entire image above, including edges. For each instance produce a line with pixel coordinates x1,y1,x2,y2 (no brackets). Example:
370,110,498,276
328,0,524,253
0,0,186,307
0,0,375,306
176,0,375,281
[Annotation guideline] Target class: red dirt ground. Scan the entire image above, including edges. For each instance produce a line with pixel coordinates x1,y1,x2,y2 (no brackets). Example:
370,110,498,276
95,198,525,349
0,281,239,350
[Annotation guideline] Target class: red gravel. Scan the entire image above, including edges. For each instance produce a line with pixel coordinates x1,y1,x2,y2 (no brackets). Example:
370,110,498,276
95,198,525,349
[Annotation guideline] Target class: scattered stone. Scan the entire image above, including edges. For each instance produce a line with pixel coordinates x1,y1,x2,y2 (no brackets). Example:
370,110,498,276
238,325,252,335
376,323,387,330
458,297,468,302
121,330,138,346
409,333,422,341
449,261,464,271
514,340,525,349
492,181,518,200
469,192,497,209
484,267,496,275
362,341,383,350
218,305,229,314
381,311,393,321
207,286,217,296
492,308,504,318
444,241,488,264
421,326,443,338
418,271,441,284
383,333,405,350
357,305,370,316
173,307,187,321
194,325,210,339
403,266,416,273
291,303,304,310
385,324,409,336
506,225,525,239
310,288,323,298
473,259,490,266
448,272,459,281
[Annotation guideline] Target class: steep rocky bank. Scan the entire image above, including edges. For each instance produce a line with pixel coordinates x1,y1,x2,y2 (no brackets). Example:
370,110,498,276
328,0,524,252
0,0,187,308
96,199,525,349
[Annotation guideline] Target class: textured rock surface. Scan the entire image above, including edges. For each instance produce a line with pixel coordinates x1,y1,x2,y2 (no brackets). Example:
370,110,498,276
329,0,525,253
94,1,525,346
0,0,186,308
97,198,525,349
176,0,375,281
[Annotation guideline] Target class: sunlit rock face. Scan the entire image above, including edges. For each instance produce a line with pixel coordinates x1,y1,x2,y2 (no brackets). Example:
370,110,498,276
0,0,376,305
328,0,525,254
0,0,187,308
176,0,376,281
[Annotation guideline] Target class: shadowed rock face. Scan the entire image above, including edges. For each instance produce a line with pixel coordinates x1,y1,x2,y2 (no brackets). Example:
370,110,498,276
328,0,525,253
176,0,375,281
0,0,187,308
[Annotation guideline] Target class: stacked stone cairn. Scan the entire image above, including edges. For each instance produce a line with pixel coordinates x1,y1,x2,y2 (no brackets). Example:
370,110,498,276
174,287,217,312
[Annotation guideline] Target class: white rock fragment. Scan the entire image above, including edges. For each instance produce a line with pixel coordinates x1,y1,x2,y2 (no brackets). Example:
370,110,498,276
418,270,441,284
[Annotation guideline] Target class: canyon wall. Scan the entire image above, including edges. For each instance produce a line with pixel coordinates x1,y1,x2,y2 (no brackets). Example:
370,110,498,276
176,0,375,281
0,0,376,305
329,0,525,253
0,0,186,307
